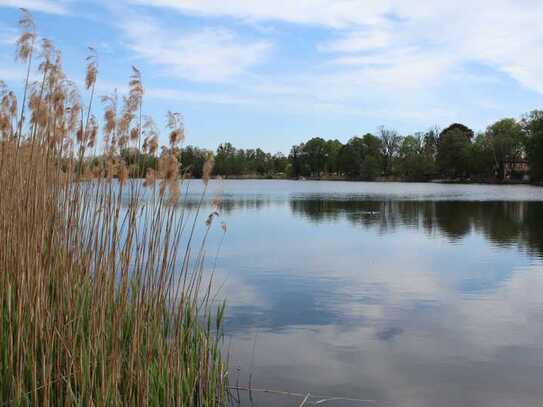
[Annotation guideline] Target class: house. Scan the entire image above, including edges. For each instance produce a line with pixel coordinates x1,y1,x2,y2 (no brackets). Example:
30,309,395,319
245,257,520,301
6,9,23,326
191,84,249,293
504,159,529,181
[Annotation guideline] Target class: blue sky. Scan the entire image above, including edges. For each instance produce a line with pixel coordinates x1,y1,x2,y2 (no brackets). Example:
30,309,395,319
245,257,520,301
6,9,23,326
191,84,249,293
0,0,542,153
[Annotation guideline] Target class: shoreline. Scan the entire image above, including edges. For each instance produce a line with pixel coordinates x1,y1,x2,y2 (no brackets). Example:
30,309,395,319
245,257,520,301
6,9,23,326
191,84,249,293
192,175,541,186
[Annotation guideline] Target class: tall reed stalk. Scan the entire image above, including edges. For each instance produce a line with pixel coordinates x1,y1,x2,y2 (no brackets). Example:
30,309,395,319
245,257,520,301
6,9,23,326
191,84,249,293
0,10,228,406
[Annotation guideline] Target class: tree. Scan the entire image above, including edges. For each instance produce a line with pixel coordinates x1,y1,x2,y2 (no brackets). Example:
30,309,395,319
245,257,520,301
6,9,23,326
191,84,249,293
288,143,308,177
120,147,158,177
337,134,383,180
437,123,474,179
360,155,382,180
254,148,271,175
378,126,402,176
179,146,211,178
398,135,426,180
324,139,343,175
423,127,439,161
362,133,382,158
486,118,525,180
338,139,362,178
468,133,494,179
521,111,543,182
303,137,327,176
215,142,240,176
272,152,288,174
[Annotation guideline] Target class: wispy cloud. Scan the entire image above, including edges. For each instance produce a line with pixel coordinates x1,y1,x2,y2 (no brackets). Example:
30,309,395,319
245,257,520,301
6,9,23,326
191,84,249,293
129,0,388,28
0,0,69,14
0,23,17,41
319,29,391,53
120,15,272,82
1,0,539,149
131,0,543,96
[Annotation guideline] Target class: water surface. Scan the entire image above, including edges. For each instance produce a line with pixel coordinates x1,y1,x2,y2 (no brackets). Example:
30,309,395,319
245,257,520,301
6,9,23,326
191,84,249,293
189,180,543,407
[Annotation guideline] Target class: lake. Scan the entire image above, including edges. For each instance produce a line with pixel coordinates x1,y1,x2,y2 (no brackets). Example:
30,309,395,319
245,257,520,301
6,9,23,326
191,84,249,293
184,180,543,407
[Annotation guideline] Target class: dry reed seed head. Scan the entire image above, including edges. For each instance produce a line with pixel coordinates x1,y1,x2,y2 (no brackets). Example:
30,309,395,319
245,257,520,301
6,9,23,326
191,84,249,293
66,104,80,134
0,115,10,137
106,135,115,151
128,66,144,109
118,134,129,148
166,111,181,130
202,155,214,186
88,115,98,148
38,109,48,127
118,161,129,185
15,9,36,62
205,211,219,227
143,168,156,187
169,129,184,147
105,159,115,181
28,92,48,128
166,112,185,146
76,126,84,144
142,137,148,152
103,109,116,137
158,153,179,181
16,32,35,61
47,126,61,147
148,136,158,155
142,136,149,153
221,222,227,233
18,8,36,35
52,86,65,108
167,178,180,205
145,136,159,154
28,92,40,111
38,38,54,71
129,127,140,142
158,153,180,200
119,109,133,137
46,56,65,95
85,48,97,90
10,93,17,117
101,92,118,139
143,115,159,152
0,90,16,123
65,85,81,134
91,163,102,179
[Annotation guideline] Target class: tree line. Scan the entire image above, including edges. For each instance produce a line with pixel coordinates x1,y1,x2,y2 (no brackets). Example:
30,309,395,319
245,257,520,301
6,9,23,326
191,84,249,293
110,110,543,183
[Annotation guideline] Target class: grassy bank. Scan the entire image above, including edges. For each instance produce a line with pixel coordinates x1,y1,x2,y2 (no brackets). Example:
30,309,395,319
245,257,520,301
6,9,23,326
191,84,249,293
0,10,227,405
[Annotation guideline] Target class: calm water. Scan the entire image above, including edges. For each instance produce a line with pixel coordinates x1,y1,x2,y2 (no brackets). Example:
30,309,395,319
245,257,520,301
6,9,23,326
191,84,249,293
187,180,543,407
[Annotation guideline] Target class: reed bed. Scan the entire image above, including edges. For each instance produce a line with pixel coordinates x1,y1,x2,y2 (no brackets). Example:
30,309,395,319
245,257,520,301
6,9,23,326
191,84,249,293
0,9,227,406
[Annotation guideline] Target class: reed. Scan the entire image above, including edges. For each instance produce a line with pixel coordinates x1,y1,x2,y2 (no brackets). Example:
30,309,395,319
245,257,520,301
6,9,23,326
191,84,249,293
0,9,227,406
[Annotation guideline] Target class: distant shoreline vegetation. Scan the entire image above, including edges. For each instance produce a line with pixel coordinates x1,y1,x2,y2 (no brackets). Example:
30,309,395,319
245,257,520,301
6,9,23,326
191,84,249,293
91,117,543,185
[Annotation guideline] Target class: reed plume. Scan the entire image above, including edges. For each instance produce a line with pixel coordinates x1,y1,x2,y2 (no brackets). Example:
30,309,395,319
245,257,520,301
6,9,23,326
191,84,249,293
0,10,228,406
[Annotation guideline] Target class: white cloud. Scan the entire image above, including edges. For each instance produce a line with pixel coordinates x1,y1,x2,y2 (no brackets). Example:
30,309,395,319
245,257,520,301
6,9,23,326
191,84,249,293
0,0,69,14
0,66,25,82
319,29,391,53
132,0,543,96
0,26,18,46
120,16,272,82
130,0,389,28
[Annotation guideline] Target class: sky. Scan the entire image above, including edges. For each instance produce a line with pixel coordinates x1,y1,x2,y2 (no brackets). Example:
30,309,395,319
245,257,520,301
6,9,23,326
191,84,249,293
0,0,542,153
